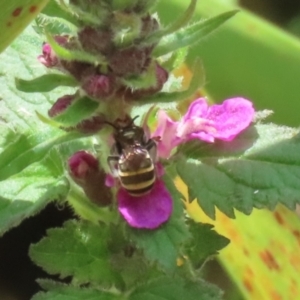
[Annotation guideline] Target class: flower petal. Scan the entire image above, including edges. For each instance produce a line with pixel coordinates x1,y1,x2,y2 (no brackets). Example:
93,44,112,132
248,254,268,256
207,97,254,141
183,98,209,121
152,110,179,158
177,117,216,143
117,180,172,229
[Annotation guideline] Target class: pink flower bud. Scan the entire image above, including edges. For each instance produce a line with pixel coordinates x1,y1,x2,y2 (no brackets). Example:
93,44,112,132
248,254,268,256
68,151,99,182
109,46,153,76
81,74,116,100
48,95,75,118
68,151,112,206
78,26,113,55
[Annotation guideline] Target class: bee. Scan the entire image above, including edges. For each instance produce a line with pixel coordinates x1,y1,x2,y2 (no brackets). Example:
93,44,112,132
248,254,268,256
107,116,157,197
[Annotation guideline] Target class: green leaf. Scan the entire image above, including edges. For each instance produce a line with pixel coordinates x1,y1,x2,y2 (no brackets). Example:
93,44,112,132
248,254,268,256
0,0,50,53
161,47,189,72
185,221,230,268
129,219,189,272
15,73,78,93
129,174,189,272
0,127,83,181
46,32,105,65
32,282,121,300
129,277,223,300
177,123,300,219
34,13,77,36
145,0,197,45
153,10,238,57
41,0,79,27
0,25,76,129
52,96,99,126
0,148,69,235
139,58,204,104
121,62,157,90
110,248,162,289
0,26,95,235
30,220,121,286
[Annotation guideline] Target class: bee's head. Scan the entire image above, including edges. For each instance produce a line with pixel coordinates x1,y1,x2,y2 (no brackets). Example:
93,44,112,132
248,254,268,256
106,115,146,147
115,125,145,146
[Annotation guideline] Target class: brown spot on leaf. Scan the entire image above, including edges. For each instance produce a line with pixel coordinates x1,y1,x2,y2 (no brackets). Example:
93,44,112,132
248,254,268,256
243,278,253,293
290,254,300,271
12,7,23,17
29,6,37,13
292,230,300,247
274,211,284,225
270,290,282,300
243,247,250,257
245,266,254,277
289,278,299,297
6,22,12,27
259,250,280,271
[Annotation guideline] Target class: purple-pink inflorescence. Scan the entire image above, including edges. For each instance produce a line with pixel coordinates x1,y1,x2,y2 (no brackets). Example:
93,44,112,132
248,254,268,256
153,97,255,158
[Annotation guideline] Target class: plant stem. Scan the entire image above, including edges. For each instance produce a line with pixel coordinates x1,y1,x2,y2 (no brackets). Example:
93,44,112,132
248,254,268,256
67,182,118,225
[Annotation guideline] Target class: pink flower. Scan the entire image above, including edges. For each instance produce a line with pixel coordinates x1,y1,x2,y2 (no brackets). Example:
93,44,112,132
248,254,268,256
38,43,58,68
38,36,68,68
107,163,172,229
153,97,255,158
117,180,172,229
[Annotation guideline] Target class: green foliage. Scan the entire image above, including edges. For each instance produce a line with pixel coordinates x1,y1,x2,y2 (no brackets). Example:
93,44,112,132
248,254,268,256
0,26,90,234
130,277,223,300
177,124,300,219
0,128,83,181
52,96,99,126
0,149,67,235
33,277,223,300
32,281,121,300
16,74,78,93
153,10,238,57
141,58,204,104
146,0,197,44
185,221,230,269
41,0,79,26
45,33,105,64
3,0,300,299
129,218,189,272
30,220,121,286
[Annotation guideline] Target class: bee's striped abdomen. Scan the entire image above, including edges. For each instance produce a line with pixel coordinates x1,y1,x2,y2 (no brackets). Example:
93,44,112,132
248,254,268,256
118,163,155,196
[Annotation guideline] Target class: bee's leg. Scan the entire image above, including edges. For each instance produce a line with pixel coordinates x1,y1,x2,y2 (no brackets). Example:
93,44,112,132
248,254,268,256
107,155,119,177
145,139,157,162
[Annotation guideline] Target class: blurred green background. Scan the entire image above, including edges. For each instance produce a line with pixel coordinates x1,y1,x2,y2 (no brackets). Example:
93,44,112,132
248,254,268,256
158,0,300,126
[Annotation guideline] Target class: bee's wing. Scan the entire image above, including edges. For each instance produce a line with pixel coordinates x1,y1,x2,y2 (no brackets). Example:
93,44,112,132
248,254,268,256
107,155,119,177
145,139,157,162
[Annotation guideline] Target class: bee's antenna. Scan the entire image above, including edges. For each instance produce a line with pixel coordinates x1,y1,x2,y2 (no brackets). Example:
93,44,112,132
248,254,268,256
104,120,118,130
131,115,139,124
